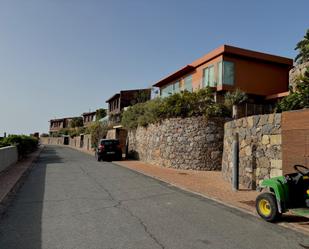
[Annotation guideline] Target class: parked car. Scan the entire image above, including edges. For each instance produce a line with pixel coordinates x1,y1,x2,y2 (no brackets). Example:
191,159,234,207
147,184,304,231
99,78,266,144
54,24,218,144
95,139,122,161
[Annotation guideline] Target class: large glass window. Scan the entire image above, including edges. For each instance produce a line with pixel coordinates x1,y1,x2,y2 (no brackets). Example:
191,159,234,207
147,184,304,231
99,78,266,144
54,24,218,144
173,81,180,93
218,61,222,86
161,84,173,97
217,61,235,86
183,75,193,92
223,61,234,85
203,65,215,87
161,81,181,97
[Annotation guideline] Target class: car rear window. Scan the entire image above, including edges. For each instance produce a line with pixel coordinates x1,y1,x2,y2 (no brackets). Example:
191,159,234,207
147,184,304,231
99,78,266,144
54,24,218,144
100,140,119,146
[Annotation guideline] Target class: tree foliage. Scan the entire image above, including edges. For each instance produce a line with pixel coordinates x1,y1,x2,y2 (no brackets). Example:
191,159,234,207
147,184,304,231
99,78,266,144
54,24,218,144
86,121,111,147
96,108,107,120
121,88,230,129
224,89,248,107
276,67,309,112
295,28,309,64
70,117,83,128
130,90,150,105
52,127,86,137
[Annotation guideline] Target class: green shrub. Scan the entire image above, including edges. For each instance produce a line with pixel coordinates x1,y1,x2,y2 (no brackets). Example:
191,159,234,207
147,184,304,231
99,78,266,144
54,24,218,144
121,87,230,129
86,121,111,148
0,139,10,148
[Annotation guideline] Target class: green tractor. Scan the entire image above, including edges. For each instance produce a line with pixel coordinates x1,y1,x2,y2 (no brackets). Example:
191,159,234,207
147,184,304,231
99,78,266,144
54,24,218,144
256,165,309,222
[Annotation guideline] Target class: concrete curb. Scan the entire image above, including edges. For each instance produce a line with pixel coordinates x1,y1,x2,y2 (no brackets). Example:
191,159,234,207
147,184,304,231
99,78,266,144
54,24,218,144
0,146,44,216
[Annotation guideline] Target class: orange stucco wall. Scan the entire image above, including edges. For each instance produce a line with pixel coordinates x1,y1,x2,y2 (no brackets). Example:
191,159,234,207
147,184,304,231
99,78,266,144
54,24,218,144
223,55,289,96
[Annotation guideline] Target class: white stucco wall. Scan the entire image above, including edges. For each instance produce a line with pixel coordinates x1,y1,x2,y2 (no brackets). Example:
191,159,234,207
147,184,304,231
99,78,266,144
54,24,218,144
0,146,18,173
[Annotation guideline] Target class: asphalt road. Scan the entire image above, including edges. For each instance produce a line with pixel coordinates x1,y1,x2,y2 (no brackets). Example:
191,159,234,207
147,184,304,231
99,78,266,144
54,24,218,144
0,146,309,249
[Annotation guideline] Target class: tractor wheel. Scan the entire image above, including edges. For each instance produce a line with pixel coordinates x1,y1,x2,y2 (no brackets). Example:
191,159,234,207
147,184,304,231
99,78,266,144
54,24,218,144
256,192,281,222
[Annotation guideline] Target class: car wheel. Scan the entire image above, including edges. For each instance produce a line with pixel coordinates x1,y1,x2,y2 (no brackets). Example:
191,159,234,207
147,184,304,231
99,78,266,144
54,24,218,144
256,192,281,222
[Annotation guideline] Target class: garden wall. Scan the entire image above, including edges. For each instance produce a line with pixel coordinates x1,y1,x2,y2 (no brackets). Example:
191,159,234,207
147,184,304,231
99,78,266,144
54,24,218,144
40,137,64,145
127,116,228,170
0,146,18,173
222,113,282,189
40,135,93,153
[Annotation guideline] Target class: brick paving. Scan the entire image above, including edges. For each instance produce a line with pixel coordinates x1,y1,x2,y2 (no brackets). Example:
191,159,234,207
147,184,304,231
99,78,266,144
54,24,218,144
113,160,309,235
114,160,258,212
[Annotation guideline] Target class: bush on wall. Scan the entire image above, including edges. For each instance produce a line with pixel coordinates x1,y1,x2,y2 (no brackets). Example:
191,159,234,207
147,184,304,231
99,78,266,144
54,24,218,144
121,87,230,129
86,121,111,148
0,135,38,157
276,66,309,112
52,127,87,137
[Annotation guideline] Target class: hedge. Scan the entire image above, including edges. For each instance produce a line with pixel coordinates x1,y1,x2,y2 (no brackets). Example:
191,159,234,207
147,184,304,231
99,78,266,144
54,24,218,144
121,87,230,129
0,135,38,158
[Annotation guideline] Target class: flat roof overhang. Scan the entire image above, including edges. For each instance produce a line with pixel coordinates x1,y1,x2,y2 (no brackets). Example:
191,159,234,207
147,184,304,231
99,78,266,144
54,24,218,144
106,93,120,103
82,111,96,116
153,65,195,87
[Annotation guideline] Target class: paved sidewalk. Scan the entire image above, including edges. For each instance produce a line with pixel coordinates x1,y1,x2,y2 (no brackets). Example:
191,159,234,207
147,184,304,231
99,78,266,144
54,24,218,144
0,146,43,214
114,160,309,235
114,160,258,213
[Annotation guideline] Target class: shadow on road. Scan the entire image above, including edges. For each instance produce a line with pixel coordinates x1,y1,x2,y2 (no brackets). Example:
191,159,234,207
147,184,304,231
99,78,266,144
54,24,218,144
0,147,61,249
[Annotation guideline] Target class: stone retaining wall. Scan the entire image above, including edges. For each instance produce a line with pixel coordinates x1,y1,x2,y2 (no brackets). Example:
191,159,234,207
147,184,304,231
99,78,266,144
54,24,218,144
222,113,282,189
0,146,18,173
128,116,228,170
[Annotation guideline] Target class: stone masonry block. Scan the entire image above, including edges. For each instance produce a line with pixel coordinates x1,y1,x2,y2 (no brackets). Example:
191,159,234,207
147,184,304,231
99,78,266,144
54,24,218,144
247,116,254,128
261,135,270,145
245,146,252,156
270,169,283,178
271,159,282,169
270,135,281,145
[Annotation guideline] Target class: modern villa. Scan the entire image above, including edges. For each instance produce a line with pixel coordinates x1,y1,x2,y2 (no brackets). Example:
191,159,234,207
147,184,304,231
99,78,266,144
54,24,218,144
153,45,293,108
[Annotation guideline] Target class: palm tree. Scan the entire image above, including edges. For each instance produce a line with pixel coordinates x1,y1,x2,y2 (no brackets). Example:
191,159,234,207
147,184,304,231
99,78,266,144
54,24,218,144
224,89,248,119
295,29,309,64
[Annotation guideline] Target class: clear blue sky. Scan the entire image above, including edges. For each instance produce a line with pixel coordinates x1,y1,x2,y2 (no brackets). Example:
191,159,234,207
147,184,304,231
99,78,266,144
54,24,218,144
0,0,308,135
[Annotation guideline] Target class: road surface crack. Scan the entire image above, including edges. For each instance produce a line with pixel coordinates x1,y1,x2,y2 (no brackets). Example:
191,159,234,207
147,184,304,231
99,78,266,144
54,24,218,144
78,165,166,249
116,203,166,249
